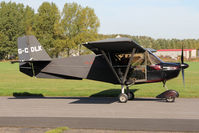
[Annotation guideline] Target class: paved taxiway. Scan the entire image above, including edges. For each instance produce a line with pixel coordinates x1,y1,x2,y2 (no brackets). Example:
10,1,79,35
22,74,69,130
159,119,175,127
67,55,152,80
0,97,199,131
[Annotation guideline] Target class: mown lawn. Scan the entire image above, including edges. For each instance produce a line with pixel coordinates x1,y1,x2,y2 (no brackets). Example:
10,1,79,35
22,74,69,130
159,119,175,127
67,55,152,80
0,61,198,98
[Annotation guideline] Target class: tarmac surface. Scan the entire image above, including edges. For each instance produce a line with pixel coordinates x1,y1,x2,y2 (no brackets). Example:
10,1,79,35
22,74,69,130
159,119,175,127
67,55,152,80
0,96,199,132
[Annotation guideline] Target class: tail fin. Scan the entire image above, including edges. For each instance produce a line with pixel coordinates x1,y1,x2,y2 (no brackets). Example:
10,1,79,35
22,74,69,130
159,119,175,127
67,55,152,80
17,35,51,77
18,35,51,61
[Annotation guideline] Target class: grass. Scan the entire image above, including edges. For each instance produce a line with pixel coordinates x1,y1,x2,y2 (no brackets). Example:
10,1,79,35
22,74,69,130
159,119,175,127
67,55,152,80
45,127,69,133
0,61,198,98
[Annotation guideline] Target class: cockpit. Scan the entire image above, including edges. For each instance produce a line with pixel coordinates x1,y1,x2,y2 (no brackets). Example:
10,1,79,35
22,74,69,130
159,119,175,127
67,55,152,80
111,50,163,84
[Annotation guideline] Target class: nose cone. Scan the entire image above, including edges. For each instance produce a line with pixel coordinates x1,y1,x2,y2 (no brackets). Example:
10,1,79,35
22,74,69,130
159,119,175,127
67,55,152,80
181,63,189,69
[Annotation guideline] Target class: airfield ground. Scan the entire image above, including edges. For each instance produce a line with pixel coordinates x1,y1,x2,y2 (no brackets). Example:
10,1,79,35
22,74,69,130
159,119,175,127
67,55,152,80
0,127,193,133
0,97,199,132
0,62,199,98
0,62,199,132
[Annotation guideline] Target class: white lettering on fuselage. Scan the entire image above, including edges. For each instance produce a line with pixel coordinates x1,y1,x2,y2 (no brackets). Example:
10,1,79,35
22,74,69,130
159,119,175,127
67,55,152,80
18,46,42,54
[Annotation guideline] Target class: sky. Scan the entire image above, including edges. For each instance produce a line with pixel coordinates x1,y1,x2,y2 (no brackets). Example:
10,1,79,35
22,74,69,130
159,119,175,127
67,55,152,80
2,0,199,39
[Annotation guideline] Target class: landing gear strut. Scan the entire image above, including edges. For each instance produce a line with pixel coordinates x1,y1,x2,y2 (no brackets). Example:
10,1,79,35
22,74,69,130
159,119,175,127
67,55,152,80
118,85,135,103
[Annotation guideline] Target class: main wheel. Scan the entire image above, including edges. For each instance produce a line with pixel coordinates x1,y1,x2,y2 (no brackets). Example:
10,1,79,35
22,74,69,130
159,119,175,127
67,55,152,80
127,91,135,100
118,93,128,103
166,96,175,102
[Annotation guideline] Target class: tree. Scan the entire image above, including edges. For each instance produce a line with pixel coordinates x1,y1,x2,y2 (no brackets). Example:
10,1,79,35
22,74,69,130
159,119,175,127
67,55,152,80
61,3,100,56
0,2,34,59
0,32,9,59
23,6,35,35
32,2,61,57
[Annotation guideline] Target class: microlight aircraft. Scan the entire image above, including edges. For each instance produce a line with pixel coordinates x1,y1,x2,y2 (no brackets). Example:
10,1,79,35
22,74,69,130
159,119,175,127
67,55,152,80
13,36,189,103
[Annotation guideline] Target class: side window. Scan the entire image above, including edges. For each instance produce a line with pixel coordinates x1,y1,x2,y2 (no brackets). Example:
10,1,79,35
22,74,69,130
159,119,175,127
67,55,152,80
131,53,145,66
148,52,162,64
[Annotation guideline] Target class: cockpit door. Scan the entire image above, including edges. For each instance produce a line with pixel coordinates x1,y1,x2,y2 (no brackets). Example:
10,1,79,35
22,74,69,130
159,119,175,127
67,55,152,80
127,51,148,84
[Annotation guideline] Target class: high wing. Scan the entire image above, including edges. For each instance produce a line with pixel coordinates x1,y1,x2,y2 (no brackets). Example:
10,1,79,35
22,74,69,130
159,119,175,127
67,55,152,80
83,37,146,54
83,37,147,85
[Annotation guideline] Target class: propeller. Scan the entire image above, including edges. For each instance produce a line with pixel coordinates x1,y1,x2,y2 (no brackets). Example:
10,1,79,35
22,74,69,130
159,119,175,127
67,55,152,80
181,46,185,87
180,45,189,88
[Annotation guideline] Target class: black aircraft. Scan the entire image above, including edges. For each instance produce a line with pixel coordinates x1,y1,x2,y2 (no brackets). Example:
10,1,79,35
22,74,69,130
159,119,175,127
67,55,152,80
13,35,189,103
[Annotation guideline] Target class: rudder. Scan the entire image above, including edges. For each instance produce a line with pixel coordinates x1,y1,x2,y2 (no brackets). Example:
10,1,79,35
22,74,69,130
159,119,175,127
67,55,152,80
17,35,51,77
17,35,51,61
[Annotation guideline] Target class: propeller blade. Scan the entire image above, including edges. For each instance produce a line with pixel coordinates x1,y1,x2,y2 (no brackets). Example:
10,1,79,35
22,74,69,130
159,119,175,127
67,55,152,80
182,68,185,88
181,45,184,64
181,45,185,88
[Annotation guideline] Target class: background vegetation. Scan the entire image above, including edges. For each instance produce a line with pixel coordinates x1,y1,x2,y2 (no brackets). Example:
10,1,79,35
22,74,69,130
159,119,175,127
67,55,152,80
0,1,199,60
0,1,100,59
0,62,198,98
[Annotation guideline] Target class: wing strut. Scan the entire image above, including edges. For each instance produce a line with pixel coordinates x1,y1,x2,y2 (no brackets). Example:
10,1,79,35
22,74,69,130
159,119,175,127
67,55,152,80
101,50,121,84
122,48,136,85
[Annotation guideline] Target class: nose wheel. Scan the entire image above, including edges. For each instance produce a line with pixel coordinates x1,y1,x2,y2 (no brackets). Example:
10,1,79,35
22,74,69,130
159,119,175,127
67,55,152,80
159,81,179,102
166,96,176,102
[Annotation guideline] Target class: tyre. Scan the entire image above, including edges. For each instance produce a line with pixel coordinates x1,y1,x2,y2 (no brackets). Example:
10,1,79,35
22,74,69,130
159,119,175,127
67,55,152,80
118,93,128,103
166,96,175,102
127,91,135,100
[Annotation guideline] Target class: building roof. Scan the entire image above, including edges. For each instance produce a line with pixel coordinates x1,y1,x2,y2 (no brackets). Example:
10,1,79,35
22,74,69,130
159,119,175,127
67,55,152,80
157,49,195,52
